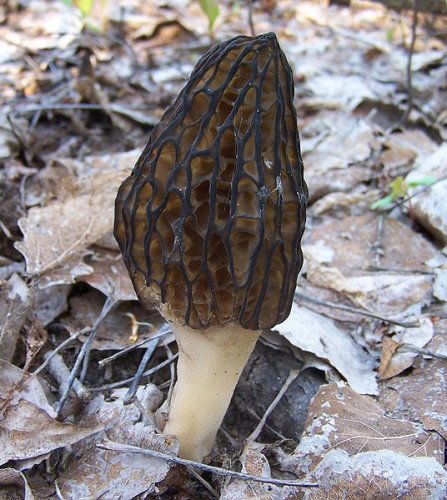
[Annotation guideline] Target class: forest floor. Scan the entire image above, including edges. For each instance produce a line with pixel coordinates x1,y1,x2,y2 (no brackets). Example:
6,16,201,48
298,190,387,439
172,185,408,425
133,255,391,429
0,0,446,498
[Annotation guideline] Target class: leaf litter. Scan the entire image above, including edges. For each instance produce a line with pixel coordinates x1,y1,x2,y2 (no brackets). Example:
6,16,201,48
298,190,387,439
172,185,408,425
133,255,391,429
1,0,447,497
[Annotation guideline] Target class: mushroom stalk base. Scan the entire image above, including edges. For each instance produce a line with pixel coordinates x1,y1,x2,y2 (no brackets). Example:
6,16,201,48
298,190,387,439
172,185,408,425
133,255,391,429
164,324,260,462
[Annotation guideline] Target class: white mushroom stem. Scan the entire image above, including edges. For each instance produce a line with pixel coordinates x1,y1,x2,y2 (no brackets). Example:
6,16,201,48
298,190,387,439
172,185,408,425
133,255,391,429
163,324,260,462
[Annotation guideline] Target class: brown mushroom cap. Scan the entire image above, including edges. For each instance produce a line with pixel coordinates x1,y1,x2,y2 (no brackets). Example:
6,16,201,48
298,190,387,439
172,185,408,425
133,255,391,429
115,33,307,330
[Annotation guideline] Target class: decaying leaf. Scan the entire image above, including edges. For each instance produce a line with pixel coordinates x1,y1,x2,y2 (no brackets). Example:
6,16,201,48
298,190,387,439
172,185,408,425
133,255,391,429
287,384,444,477
15,167,130,287
57,390,174,498
0,398,102,465
275,304,377,395
78,249,136,302
381,355,447,440
61,288,164,350
379,317,434,380
407,143,447,245
302,448,447,499
0,468,35,500
0,274,32,361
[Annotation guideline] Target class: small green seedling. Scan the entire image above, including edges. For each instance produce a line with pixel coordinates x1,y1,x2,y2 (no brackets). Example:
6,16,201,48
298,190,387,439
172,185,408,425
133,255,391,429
370,175,436,211
198,0,220,35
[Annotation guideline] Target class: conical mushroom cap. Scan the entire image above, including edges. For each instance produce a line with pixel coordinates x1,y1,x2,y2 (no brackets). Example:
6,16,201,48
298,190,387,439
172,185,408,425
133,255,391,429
115,33,307,330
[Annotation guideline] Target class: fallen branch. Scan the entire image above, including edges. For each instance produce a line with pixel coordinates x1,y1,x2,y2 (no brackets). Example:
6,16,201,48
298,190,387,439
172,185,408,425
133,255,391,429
97,439,318,488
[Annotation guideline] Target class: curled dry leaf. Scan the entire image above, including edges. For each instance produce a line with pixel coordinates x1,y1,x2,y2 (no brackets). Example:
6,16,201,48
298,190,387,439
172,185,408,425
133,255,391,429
379,317,434,380
407,143,447,245
78,249,137,302
0,467,35,500
302,449,447,500
0,274,32,362
287,384,444,478
275,304,377,395
15,167,130,288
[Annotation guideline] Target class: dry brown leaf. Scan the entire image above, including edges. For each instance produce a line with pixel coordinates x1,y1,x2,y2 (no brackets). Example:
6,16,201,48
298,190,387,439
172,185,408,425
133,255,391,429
61,289,163,351
0,360,54,416
378,336,399,380
0,399,102,465
221,442,297,500
0,274,32,361
378,318,434,380
302,448,447,499
288,384,444,477
407,143,447,245
275,304,377,395
0,468,35,500
380,337,447,440
15,167,129,287
57,390,174,498
78,249,136,302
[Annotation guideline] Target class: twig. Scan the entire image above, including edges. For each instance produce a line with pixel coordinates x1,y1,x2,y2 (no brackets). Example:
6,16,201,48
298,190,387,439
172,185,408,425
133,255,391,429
79,297,117,382
247,0,256,37
402,0,419,124
294,292,419,328
56,299,116,417
188,467,219,498
45,352,89,399
10,103,158,126
123,338,159,404
89,354,178,392
398,344,447,360
98,325,172,366
96,439,318,487
247,369,300,442
32,328,90,376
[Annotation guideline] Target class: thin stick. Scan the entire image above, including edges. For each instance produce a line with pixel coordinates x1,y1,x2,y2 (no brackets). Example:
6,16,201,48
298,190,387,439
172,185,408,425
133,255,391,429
32,328,90,376
79,297,117,383
187,467,219,498
402,0,419,124
247,0,256,37
98,325,172,366
56,298,116,417
123,338,159,404
89,354,178,392
295,292,419,328
97,439,318,488
247,368,300,442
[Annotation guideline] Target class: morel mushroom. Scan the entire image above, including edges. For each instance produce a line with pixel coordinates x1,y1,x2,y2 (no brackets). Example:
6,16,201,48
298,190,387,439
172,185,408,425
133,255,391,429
115,32,307,462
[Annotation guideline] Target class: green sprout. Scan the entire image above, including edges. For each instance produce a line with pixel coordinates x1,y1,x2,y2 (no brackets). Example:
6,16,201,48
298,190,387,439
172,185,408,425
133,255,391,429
370,175,436,211
198,0,220,35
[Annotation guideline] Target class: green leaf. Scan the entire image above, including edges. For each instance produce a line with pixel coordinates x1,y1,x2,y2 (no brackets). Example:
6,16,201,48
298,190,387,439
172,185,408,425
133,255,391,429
389,176,406,200
198,0,219,32
370,194,394,211
406,175,436,188
75,0,94,17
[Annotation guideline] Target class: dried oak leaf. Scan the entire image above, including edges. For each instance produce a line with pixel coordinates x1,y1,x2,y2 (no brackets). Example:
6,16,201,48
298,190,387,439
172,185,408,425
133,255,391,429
286,384,444,477
302,449,447,499
57,391,174,499
0,274,32,362
380,346,447,440
0,400,101,465
0,468,35,500
15,167,129,288
78,249,137,302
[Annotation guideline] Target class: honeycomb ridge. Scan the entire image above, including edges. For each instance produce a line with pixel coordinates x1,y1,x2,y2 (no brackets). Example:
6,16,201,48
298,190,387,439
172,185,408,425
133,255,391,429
115,33,307,330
